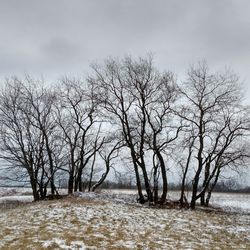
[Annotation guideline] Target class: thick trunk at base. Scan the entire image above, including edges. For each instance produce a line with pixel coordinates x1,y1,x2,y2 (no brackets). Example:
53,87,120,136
92,162,110,192
180,145,193,206
78,173,83,192
74,178,78,192
191,110,204,209
141,166,153,202
205,168,221,206
30,179,39,201
190,181,198,209
68,174,74,194
157,152,167,204
50,178,56,195
134,164,144,203
200,193,205,206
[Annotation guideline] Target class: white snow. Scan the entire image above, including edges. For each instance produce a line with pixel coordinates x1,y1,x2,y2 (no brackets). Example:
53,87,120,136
0,195,33,204
166,190,250,213
42,238,86,249
208,192,250,213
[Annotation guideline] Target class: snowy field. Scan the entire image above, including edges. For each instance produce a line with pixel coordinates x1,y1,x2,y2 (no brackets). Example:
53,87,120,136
110,189,250,214
0,188,249,249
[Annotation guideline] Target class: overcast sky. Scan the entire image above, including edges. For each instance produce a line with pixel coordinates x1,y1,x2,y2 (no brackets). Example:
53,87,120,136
0,0,250,185
0,0,250,101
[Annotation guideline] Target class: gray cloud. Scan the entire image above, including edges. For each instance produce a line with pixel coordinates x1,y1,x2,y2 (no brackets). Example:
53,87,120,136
0,0,250,96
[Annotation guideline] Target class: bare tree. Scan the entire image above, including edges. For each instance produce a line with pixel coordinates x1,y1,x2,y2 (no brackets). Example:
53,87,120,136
174,132,195,207
55,78,104,194
144,73,182,203
0,77,61,200
178,61,250,209
21,77,61,195
199,107,250,206
89,55,180,204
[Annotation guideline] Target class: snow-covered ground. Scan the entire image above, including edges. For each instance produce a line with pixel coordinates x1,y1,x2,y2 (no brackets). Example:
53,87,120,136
208,192,250,213
104,189,250,213
0,187,32,197
0,195,33,204
0,188,249,249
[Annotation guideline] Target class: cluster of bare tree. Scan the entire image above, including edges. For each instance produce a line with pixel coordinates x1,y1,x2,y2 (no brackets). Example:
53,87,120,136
0,56,249,208
175,63,250,208
0,77,121,201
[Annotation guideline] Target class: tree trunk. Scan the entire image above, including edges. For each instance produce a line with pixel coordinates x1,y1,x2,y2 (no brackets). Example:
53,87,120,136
205,168,221,206
191,112,204,209
74,176,78,192
180,145,192,206
129,149,145,203
43,132,56,195
30,178,39,201
134,165,144,203
50,179,56,195
140,161,153,202
156,151,167,204
78,171,83,192
200,162,210,206
153,157,159,204
200,193,205,206
88,151,97,191
68,173,74,194
92,161,110,192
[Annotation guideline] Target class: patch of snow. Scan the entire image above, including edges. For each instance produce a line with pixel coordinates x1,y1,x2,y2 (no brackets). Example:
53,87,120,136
43,238,86,249
73,190,139,205
209,192,250,213
0,195,33,204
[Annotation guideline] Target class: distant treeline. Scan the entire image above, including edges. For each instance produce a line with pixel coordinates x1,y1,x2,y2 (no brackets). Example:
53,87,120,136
1,181,249,193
